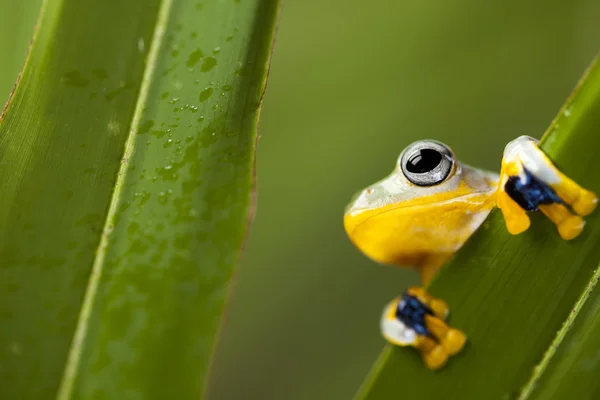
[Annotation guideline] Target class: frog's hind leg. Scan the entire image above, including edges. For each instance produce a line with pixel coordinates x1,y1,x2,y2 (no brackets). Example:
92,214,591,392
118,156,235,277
385,287,467,369
381,296,449,370
498,135,597,239
380,298,448,369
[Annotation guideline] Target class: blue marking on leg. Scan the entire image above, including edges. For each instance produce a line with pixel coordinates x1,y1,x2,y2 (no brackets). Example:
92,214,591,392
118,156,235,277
396,292,434,337
505,167,563,212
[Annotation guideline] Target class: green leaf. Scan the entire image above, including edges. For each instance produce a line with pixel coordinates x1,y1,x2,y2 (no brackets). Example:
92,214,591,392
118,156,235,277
0,0,279,398
525,278,600,399
356,54,600,399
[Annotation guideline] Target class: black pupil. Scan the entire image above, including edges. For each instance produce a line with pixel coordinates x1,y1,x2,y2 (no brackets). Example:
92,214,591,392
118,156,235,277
406,149,442,173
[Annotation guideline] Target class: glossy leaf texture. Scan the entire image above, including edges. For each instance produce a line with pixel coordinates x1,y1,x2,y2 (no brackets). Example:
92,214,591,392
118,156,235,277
357,54,600,399
0,0,279,398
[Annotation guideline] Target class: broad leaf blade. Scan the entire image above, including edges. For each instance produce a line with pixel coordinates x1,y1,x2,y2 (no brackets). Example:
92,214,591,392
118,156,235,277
0,0,279,398
357,55,600,399
62,1,280,398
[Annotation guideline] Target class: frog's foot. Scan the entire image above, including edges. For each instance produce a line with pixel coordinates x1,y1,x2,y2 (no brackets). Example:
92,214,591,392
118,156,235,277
380,289,466,369
497,135,597,239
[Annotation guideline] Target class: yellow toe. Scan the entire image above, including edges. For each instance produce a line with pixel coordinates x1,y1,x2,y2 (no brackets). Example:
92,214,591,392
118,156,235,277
557,215,585,240
539,204,585,240
497,190,531,235
442,329,467,356
422,345,448,370
505,214,531,235
429,298,449,320
573,190,598,216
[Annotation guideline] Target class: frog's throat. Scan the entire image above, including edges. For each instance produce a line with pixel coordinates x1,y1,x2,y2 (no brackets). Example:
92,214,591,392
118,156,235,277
344,191,496,269
345,190,496,232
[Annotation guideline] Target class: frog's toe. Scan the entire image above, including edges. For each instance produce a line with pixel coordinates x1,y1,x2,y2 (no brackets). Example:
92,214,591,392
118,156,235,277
574,189,598,216
424,314,468,356
414,319,464,369
429,298,449,320
554,179,598,217
497,190,531,235
421,343,448,370
414,335,448,370
539,204,585,240
541,165,598,217
441,328,467,356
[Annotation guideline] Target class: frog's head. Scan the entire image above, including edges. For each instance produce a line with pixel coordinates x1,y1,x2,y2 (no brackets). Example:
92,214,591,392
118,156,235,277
344,140,499,268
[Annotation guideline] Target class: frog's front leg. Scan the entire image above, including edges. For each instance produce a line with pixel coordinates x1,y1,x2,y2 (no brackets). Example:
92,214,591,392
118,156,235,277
497,135,598,239
381,288,466,370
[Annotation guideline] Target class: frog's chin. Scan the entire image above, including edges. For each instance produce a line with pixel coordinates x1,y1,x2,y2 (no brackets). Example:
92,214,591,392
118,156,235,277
344,191,496,268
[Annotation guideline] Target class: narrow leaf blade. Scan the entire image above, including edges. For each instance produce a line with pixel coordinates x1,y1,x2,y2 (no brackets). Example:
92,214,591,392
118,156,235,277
62,1,279,397
526,278,600,399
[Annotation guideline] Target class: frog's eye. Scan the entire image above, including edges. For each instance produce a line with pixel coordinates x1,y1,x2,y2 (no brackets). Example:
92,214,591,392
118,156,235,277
399,140,454,186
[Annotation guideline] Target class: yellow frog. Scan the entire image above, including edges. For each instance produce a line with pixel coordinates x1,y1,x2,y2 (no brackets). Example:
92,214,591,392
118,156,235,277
344,136,597,369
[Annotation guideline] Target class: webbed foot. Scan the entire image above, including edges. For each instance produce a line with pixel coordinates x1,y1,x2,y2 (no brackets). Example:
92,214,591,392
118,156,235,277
497,136,597,239
380,287,466,370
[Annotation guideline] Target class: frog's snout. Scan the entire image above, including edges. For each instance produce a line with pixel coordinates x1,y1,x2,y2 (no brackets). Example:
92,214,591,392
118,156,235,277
345,187,374,215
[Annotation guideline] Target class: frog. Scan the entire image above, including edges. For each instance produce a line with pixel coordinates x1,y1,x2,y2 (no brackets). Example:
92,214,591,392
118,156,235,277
343,136,597,370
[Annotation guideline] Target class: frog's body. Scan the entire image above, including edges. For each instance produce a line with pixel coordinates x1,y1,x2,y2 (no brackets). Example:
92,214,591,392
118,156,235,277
344,136,597,369
344,147,498,282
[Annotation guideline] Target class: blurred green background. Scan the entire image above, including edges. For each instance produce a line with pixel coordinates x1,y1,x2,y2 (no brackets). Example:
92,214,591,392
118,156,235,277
1,0,600,399
0,0,41,100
